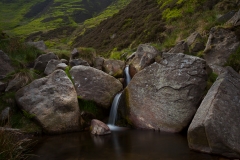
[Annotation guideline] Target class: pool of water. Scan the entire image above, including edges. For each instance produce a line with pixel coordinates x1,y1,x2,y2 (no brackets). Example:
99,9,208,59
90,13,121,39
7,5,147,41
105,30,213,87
30,129,222,160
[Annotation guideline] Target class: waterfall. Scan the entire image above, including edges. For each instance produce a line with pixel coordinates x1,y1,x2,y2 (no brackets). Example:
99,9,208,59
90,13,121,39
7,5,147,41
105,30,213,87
108,92,122,125
124,65,131,86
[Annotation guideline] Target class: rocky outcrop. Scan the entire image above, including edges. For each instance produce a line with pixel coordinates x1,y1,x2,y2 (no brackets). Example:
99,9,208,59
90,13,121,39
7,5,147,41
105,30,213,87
103,59,125,78
93,57,104,70
188,67,240,158
70,66,122,108
127,44,160,73
227,9,240,26
44,59,61,75
126,53,208,132
15,70,80,134
204,27,240,74
168,41,189,54
69,59,90,68
91,119,111,135
27,40,47,51
34,53,59,72
0,50,14,80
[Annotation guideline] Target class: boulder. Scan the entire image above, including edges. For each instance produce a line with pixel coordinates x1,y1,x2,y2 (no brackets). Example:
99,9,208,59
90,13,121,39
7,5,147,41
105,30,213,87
5,75,28,92
0,50,14,80
0,107,10,122
44,59,61,75
91,119,111,135
217,11,236,23
69,59,90,68
188,67,240,158
60,59,68,64
127,44,159,72
204,27,240,74
56,63,68,70
103,59,125,78
168,41,189,54
34,53,59,72
15,70,80,134
126,53,208,132
70,48,96,66
70,66,122,108
93,57,104,70
227,9,240,26
186,32,205,54
27,40,47,51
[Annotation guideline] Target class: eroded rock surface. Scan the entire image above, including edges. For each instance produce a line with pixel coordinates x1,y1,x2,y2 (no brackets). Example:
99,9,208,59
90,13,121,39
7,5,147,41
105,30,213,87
15,70,80,134
126,53,207,132
188,67,240,158
70,66,122,108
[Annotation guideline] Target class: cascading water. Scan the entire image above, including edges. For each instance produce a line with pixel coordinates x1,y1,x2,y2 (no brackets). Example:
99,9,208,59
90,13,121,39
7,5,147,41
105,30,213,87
108,92,122,125
124,65,131,86
108,65,131,131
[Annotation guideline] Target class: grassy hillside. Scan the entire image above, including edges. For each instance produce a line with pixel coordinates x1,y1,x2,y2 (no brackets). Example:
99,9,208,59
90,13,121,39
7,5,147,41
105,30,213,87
0,0,116,35
72,0,240,57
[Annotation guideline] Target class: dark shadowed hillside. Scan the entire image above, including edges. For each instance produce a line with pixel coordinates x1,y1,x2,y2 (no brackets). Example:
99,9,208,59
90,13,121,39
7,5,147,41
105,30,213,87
73,0,165,56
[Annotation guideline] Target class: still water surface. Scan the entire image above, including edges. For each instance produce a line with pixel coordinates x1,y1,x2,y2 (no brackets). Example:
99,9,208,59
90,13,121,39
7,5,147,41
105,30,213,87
30,130,222,160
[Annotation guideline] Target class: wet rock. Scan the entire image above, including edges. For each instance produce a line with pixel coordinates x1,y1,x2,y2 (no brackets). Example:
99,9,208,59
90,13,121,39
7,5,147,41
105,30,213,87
188,67,240,158
0,50,14,80
34,53,59,72
91,119,111,135
126,53,207,132
70,66,122,108
103,59,125,78
69,59,90,68
44,59,61,75
204,27,240,74
15,70,80,134
27,40,47,51
128,44,159,72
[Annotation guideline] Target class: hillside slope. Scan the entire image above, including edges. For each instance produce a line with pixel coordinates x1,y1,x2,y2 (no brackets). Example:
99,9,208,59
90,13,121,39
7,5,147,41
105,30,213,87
72,0,240,56
0,0,116,35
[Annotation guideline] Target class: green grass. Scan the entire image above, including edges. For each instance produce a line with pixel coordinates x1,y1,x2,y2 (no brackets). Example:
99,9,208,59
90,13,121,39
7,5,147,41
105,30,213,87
225,46,240,72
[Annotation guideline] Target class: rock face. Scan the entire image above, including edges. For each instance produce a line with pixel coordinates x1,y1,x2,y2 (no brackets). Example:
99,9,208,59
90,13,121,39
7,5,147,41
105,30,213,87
91,119,111,135
188,67,240,158
70,66,122,108
27,40,47,51
126,53,208,132
15,70,80,134
127,44,159,72
34,53,59,72
103,59,125,78
44,59,61,75
227,9,240,26
204,27,240,74
0,50,14,79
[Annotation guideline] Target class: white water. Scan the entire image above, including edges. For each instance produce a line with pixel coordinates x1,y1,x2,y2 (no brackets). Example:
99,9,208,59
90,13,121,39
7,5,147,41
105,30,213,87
108,92,122,125
124,65,131,86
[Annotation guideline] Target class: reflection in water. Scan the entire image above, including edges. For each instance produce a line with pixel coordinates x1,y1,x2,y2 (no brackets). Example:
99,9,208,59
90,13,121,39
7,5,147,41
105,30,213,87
30,130,222,160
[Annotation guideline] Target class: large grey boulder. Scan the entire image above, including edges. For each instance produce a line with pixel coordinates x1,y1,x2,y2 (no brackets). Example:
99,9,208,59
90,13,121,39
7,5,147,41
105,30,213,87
0,50,14,80
44,59,61,75
204,27,240,74
188,67,240,159
27,40,47,51
15,70,80,134
34,53,59,72
126,53,208,132
91,119,111,135
70,66,122,108
103,59,125,78
127,44,160,73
